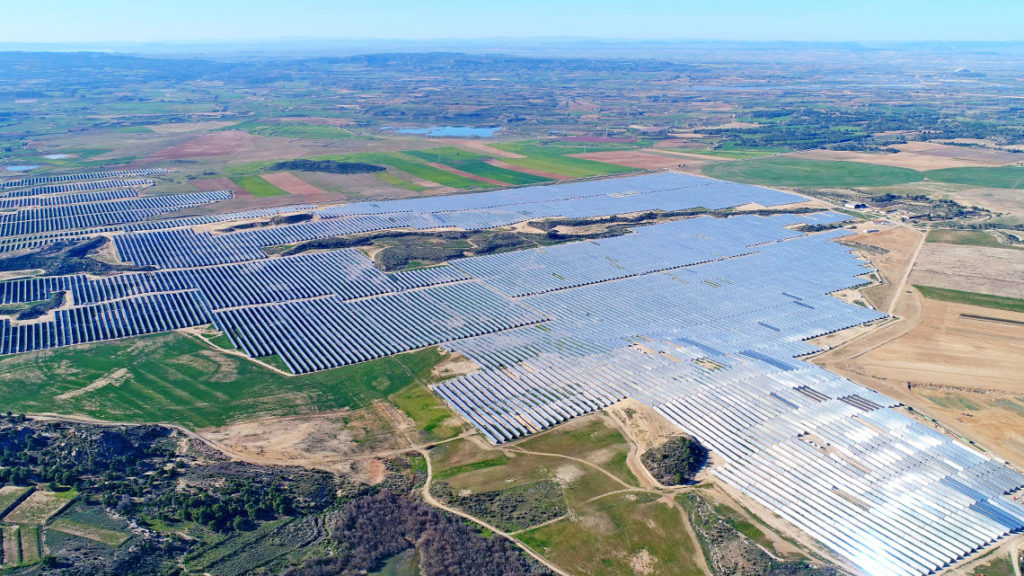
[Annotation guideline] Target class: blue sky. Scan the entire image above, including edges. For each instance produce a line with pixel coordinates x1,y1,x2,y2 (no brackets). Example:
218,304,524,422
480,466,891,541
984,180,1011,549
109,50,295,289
4,0,1023,44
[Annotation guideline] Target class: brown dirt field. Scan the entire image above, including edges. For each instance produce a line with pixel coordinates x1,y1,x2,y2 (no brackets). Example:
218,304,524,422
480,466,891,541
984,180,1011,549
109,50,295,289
911,243,1024,299
791,142,1023,170
260,171,331,196
144,130,308,162
145,121,239,134
189,176,246,195
485,159,570,180
202,406,406,475
569,150,687,170
839,224,923,310
952,187,1024,219
818,295,1024,468
276,116,355,127
423,161,508,186
442,139,524,158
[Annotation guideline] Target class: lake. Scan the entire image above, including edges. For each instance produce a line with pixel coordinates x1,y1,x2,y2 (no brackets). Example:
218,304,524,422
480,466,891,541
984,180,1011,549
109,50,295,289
3,165,39,172
392,126,501,138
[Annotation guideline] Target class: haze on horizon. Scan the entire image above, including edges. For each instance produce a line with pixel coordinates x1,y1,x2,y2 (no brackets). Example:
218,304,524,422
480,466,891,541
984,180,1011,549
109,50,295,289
4,0,1024,46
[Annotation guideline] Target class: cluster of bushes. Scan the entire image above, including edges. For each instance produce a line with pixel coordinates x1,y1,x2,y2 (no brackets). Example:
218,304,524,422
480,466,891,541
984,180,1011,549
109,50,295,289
641,435,708,486
153,477,293,532
285,490,551,576
270,159,385,174
0,236,153,276
431,480,566,531
0,419,173,489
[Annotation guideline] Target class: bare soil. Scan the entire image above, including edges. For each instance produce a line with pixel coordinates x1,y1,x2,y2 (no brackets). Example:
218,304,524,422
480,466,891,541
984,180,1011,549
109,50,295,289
144,130,313,163
792,141,1024,170
911,243,1024,299
260,171,332,197
568,150,687,170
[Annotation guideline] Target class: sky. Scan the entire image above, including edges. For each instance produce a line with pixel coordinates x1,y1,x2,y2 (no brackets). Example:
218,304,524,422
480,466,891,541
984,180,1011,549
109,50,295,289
3,0,1024,45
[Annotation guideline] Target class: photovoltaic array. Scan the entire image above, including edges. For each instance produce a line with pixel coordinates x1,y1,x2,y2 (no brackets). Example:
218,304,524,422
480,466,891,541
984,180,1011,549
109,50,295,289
1,169,1022,576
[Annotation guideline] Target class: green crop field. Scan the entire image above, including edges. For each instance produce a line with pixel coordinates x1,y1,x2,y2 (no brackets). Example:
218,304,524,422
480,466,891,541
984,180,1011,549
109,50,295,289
0,332,449,429
925,166,1024,189
491,143,637,179
915,285,1024,314
406,147,552,185
926,229,1024,250
222,163,290,197
703,157,923,188
330,152,485,189
224,121,359,140
374,171,427,191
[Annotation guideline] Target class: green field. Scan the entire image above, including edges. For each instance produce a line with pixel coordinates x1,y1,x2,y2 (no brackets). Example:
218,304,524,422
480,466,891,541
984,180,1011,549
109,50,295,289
0,332,449,429
926,166,1024,189
374,171,427,191
225,121,359,140
702,156,923,188
519,491,702,576
491,142,637,179
329,152,484,189
389,381,467,442
926,229,1024,250
518,417,638,487
222,163,290,197
915,285,1024,314
406,147,552,185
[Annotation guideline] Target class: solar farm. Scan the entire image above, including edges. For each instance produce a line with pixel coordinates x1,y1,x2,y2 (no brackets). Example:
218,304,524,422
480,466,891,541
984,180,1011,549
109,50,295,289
1,168,1022,576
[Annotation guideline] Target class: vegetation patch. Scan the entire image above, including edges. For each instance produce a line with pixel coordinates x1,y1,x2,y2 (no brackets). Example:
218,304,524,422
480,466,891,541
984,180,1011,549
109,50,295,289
641,436,708,486
286,490,551,576
270,158,385,174
0,486,31,517
0,332,449,429
915,285,1024,314
389,382,466,442
678,492,835,576
519,491,701,576
49,518,129,547
2,489,76,525
703,157,923,188
226,121,359,140
492,142,636,179
431,480,567,532
0,236,152,277
926,229,1023,250
925,166,1024,189
406,147,552,185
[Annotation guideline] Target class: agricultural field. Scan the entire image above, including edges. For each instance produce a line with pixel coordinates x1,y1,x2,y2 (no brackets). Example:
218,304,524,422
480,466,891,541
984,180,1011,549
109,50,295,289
915,286,1024,314
0,332,449,429
405,147,553,185
910,243,1024,300
0,486,31,517
2,489,76,525
926,229,1024,251
491,142,637,179
224,121,361,140
702,156,924,188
